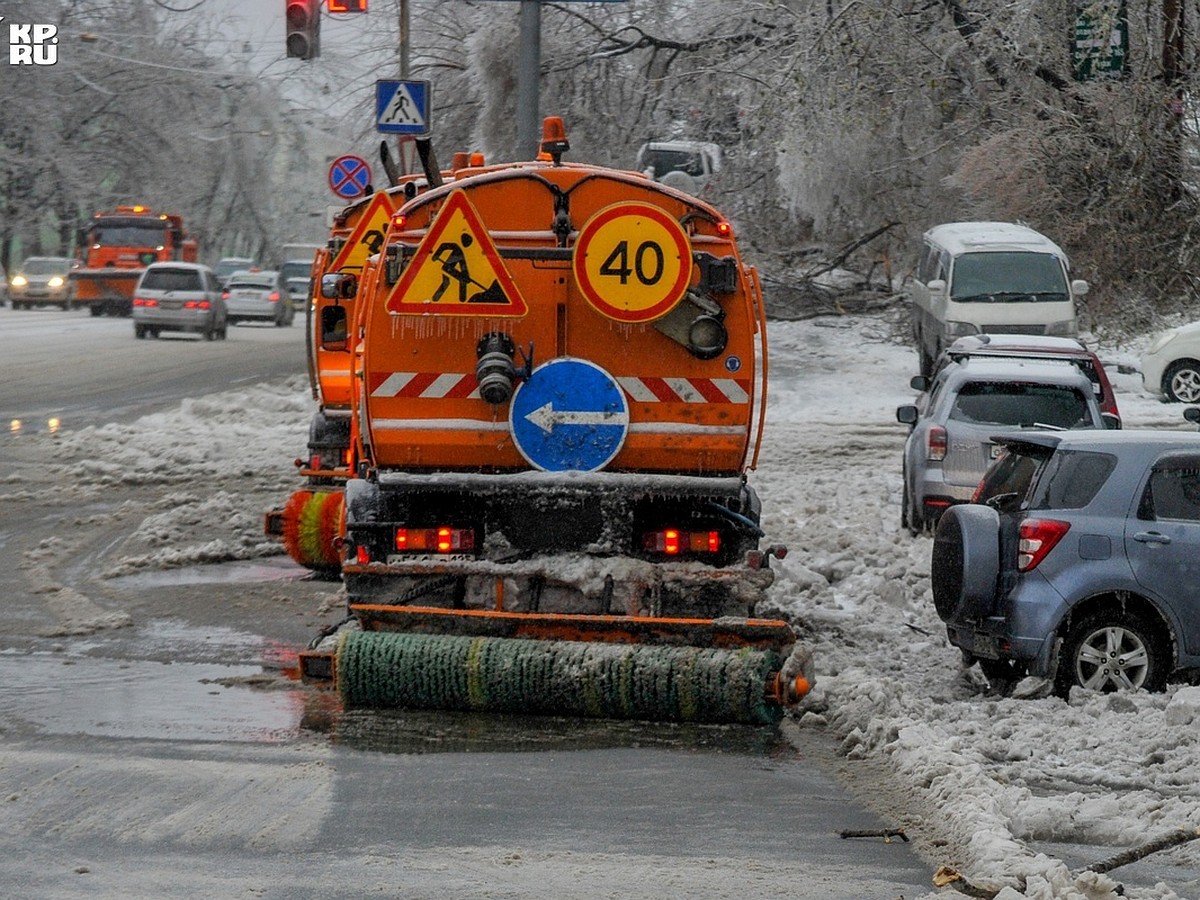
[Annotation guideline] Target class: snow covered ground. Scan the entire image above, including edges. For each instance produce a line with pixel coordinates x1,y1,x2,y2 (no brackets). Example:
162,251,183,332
37,309,1200,900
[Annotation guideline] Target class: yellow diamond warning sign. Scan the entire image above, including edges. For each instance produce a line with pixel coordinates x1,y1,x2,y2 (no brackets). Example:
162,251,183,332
384,190,528,317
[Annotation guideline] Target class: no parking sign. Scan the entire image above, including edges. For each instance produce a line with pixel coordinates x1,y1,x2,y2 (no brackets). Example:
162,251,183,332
328,155,372,200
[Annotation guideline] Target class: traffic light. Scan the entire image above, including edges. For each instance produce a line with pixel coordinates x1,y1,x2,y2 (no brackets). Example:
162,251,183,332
328,0,367,11
285,0,320,60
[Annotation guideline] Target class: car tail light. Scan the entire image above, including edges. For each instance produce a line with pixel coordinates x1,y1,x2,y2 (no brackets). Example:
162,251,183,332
642,529,720,555
133,297,157,307
221,291,230,300
184,300,211,309
1017,518,1071,571
927,425,947,461
394,527,476,553
269,291,281,303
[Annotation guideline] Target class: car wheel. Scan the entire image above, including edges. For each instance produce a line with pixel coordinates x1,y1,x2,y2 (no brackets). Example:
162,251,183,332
930,504,1000,623
135,324,146,339
1163,360,1200,404
203,323,216,341
1054,610,1169,696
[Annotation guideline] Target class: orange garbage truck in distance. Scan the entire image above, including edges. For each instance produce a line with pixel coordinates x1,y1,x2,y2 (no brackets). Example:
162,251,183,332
70,205,199,316
288,120,814,725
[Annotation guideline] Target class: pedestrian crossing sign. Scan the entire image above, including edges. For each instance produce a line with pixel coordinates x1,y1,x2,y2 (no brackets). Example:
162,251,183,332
375,79,430,135
384,190,529,317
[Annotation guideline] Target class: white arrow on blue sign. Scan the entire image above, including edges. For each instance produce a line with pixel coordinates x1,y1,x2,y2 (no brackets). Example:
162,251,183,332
376,79,430,135
509,358,629,472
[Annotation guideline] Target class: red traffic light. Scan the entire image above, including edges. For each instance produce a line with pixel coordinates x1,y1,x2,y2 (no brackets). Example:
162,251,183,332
328,0,366,11
286,0,320,59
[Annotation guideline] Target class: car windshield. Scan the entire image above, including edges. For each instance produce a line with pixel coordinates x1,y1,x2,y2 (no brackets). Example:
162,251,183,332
975,445,1047,511
141,268,202,291
950,381,1092,429
640,148,707,177
280,261,312,281
216,260,253,278
950,252,1069,301
228,277,275,290
91,221,167,247
20,258,69,275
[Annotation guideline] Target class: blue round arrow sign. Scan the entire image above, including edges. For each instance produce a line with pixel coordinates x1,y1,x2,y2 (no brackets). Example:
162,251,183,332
509,358,629,472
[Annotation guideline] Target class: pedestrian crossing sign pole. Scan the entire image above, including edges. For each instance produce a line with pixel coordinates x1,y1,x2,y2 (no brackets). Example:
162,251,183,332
376,79,431,135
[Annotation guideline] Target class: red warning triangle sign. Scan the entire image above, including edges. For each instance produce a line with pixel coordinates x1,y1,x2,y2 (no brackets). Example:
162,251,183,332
384,189,528,317
328,191,398,272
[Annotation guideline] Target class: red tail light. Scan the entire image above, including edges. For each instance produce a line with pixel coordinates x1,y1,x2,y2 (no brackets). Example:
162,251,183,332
394,526,476,553
927,425,947,462
183,299,210,309
268,291,280,302
133,297,157,307
221,291,230,300
642,529,721,555
1017,519,1071,572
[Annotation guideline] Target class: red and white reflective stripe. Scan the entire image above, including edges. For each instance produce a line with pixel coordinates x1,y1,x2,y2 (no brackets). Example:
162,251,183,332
370,372,480,400
618,377,749,404
370,373,749,405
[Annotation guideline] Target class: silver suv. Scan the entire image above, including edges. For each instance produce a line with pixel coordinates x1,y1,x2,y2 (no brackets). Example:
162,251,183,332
132,262,227,340
897,356,1111,534
933,428,1200,696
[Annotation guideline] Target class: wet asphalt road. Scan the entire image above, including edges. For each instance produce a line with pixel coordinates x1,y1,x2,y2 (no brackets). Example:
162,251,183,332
0,306,937,898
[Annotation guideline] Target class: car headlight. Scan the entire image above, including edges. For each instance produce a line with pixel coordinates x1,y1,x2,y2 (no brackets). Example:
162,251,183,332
1146,329,1178,356
1045,319,1077,336
944,321,979,337
48,276,64,288
11,275,27,287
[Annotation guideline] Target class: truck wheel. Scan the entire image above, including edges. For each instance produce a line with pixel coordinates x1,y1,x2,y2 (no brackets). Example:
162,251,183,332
931,504,1000,623
89,305,102,317
1054,609,1169,696
1164,360,1200,404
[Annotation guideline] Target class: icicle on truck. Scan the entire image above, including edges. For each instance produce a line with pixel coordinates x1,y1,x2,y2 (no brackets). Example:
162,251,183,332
271,120,813,725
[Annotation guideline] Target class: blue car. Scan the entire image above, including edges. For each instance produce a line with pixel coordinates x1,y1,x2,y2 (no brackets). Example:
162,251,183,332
932,427,1200,696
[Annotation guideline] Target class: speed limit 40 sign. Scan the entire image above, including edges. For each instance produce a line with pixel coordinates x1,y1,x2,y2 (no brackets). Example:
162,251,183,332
572,202,692,323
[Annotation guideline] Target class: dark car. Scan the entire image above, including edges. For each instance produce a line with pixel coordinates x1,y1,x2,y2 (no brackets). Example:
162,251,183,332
931,426,1200,696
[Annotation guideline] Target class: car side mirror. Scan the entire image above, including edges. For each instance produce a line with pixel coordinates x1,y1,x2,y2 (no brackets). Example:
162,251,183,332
321,272,357,300
1102,412,1122,430
927,279,946,295
910,375,930,392
1071,279,1090,297
896,405,919,426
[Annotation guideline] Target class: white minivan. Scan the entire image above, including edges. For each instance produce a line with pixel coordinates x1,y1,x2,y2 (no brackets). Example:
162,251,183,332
910,222,1088,375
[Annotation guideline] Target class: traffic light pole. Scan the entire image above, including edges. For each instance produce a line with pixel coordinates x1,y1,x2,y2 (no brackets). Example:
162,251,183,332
516,0,541,160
